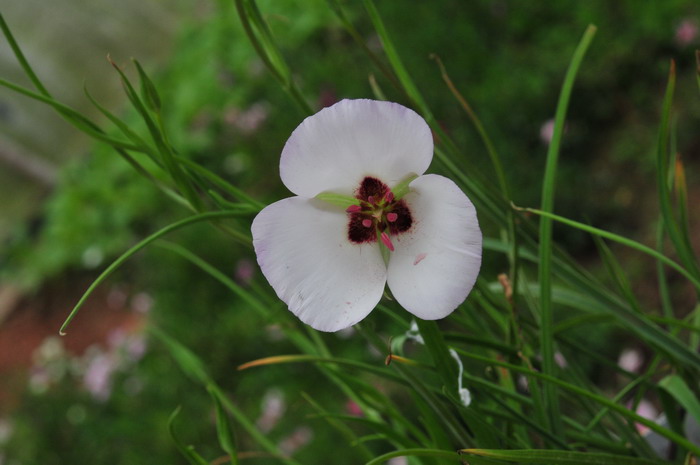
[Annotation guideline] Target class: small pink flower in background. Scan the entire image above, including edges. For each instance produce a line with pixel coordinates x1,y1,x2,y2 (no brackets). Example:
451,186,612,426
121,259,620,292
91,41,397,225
633,399,658,435
675,19,698,46
540,118,555,145
345,399,363,416
554,351,567,368
252,99,482,331
618,347,644,373
234,258,256,285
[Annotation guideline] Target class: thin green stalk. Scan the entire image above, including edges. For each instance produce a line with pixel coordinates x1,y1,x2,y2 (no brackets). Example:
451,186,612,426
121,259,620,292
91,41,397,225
59,210,249,335
537,24,597,433
0,13,50,95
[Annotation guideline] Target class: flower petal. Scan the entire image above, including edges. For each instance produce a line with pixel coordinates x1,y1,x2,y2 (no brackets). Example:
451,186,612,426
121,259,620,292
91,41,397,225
387,174,482,320
280,99,433,198
251,197,387,331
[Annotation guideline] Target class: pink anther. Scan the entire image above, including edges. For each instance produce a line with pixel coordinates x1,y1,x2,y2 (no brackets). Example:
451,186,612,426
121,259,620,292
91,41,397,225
384,191,394,203
346,204,362,213
362,219,373,228
386,212,398,222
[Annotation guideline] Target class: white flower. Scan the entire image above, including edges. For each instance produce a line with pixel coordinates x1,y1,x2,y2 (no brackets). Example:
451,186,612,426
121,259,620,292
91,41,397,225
251,99,482,331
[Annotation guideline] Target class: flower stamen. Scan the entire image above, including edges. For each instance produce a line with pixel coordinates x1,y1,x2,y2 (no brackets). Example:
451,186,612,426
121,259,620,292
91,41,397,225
380,232,395,252
362,219,373,228
387,212,398,223
346,204,362,213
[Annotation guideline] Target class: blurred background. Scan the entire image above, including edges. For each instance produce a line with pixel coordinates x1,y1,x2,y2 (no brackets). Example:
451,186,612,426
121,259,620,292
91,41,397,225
0,0,699,463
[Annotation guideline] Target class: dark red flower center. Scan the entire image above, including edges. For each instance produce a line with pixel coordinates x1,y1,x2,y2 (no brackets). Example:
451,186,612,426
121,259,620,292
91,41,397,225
347,177,413,250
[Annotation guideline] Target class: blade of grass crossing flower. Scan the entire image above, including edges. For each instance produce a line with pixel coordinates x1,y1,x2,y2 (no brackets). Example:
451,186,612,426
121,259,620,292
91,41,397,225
168,407,210,465
58,210,249,335
461,449,668,465
538,24,597,433
207,385,239,465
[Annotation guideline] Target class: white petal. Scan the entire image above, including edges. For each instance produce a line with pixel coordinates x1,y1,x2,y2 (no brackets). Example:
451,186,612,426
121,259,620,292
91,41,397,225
280,99,433,198
251,197,387,331
387,174,482,319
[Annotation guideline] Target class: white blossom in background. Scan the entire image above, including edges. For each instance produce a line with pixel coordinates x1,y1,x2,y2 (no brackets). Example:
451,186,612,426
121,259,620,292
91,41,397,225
618,347,644,373
278,426,313,456
256,388,286,433
539,118,555,145
252,99,482,331
82,348,116,402
387,457,408,465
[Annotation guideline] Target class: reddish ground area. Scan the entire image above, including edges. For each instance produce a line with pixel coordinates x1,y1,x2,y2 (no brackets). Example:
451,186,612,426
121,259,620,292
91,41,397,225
0,275,144,413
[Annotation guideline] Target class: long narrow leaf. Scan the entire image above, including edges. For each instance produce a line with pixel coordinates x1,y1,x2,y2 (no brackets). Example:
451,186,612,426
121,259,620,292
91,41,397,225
461,448,667,465
59,210,249,335
537,24,597,432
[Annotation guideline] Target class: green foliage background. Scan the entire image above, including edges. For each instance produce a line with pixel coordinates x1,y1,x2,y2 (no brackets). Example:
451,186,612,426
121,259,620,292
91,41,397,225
1,1,699,464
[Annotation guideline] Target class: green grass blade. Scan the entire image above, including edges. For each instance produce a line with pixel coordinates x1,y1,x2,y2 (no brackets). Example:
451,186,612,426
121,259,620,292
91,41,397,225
455,349,700,456
108,57,204,211
233,0,312,115
655,61,700,279
152,328,302,465
364,448,459,465
0,13,50,95
461,449,667,465
537,23,597,433
413,320,459,395
167,407,211,465
521,206,700,292
659,374,700,430
59,210,249,335
362,0,432,118
207,385,239,465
